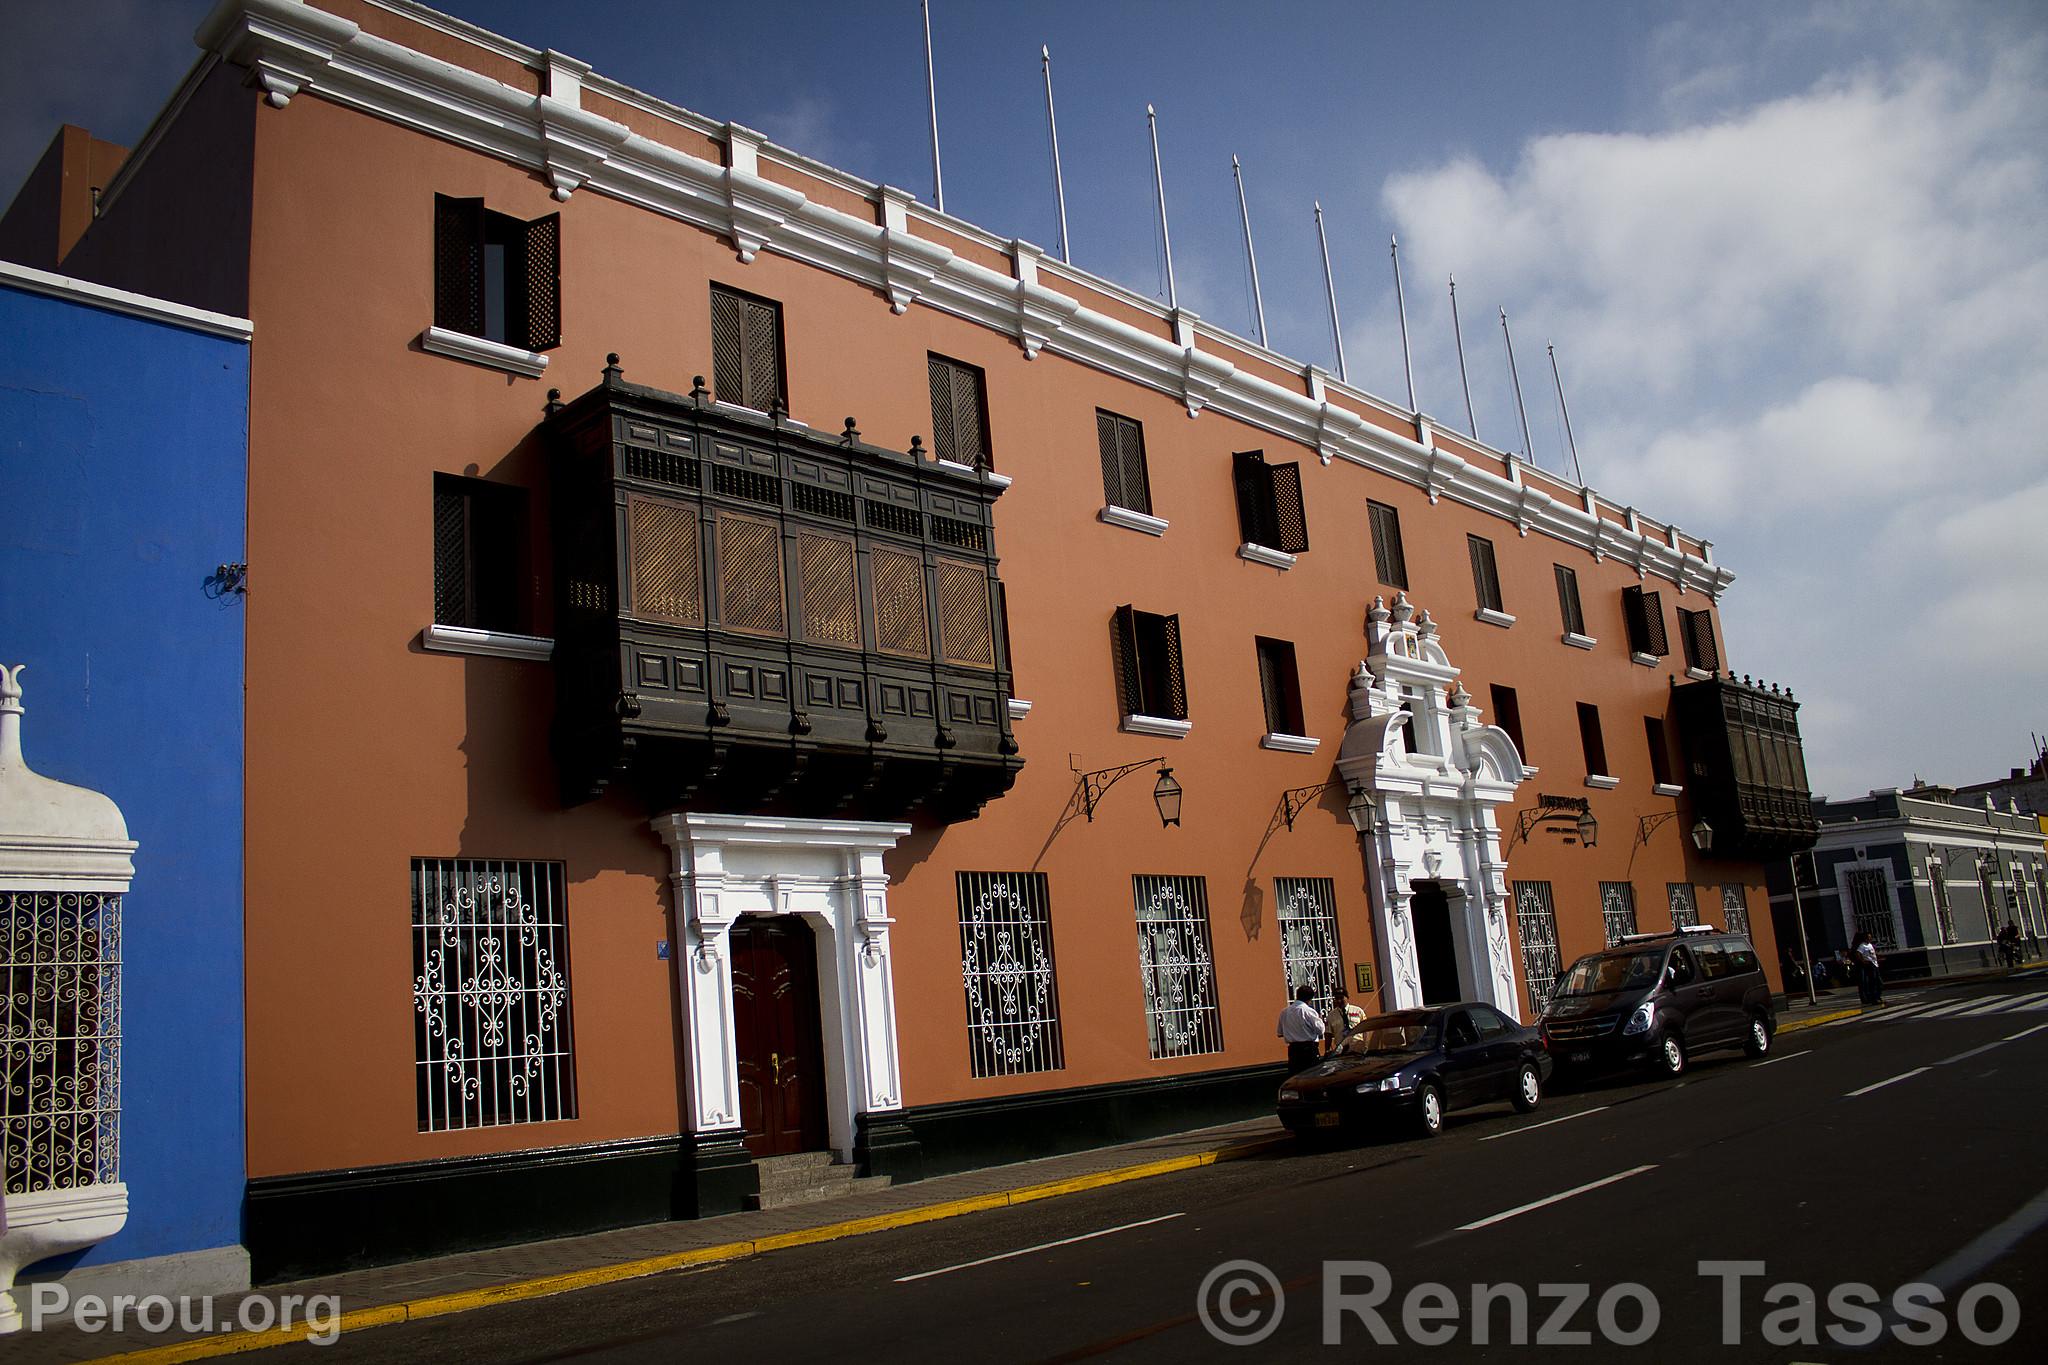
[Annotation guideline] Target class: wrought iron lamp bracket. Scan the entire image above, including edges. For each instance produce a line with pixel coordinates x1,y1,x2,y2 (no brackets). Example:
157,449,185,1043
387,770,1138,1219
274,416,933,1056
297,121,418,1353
1634,808,1680,850
1047,755,1166,844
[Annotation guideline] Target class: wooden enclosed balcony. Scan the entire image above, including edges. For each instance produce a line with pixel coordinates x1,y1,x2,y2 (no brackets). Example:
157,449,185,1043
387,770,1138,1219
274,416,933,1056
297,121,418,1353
1670,674,1820,860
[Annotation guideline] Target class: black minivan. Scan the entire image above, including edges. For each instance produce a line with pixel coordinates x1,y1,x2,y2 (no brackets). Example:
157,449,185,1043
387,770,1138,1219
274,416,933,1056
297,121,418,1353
1540,927,1774,1080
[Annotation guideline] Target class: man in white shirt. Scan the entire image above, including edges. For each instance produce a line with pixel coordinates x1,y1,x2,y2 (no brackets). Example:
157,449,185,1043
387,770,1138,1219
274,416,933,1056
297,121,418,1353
1277,985,1324,1073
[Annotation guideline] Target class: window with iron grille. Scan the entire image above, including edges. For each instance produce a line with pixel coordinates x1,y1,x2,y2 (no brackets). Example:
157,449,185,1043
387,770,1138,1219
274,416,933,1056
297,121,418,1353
1468,535,1503,613
1644,715,1675,787
1255,637,1305,737
411,858,576,1132
871,546,931,657
958,873,1063,1077
1600,882,1638,945
1513,881,1562,1013
1623,586,1669,658
2034,866,2048,936
1928,859,1958,945
626,495,703,626
2,891,120,1196
710,285,786,412
1554,564,1586,636
433,473,527,632
1368,501,1408,590
1276,878,1343,1010
434,194,561,352
715,512,786,635
1678,607,1719,673
1232,451,1310,554
1847,868,1896,948
928,354,991,469
1668,882,1700,930
1096,409,1152,515
1720,884,1751,937
1112,606,1187,721
935,559,995,667
1133,875,1223,1059
1490,685,1527,763
797,532,860,646
1577,702,1609,778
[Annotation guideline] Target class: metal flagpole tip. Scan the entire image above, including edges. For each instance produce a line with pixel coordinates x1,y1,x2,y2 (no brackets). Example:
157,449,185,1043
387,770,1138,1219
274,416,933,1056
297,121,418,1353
1146,103,1155,116
1042,44,1049,59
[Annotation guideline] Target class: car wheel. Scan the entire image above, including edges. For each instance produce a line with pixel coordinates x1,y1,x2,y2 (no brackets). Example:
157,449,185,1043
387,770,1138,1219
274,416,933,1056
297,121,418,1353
1512,1062,1542,1113
1655,1033,1687,1078
1416,1083,1445,1137
1743,1014,1772,1058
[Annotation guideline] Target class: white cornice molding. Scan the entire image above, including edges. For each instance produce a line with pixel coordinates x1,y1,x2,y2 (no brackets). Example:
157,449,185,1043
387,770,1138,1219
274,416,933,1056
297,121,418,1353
420,624,554,660
0,260,253,340
1099,505,1169,537
419,326,549,377
195,0,1734,597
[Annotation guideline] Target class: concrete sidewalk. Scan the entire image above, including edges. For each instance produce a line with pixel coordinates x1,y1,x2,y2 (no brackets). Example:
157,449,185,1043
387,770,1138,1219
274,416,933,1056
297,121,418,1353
9,1115,1293,1364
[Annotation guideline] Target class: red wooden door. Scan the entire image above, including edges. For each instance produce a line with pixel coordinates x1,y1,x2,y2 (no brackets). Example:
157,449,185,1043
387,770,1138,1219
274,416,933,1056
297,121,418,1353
731,916,828,1156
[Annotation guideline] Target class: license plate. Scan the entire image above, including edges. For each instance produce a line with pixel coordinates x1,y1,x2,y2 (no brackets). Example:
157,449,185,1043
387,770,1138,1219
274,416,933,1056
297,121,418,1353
1314,1111,1341,1128
1570,1050,1592,1064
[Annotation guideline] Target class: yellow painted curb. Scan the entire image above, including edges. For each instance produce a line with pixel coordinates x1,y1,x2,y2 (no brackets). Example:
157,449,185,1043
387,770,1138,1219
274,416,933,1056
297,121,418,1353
91,1132,1290,1364
1778,1007,1866,1034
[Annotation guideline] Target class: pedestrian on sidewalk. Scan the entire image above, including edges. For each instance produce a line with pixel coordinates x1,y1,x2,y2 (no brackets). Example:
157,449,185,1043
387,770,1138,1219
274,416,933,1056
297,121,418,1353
1322,987,1366,1054
1852,931,1883,1006
1278,986,1324,1073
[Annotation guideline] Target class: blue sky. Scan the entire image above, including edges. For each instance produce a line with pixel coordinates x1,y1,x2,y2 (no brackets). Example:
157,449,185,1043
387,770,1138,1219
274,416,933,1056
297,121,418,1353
4,0,2045,797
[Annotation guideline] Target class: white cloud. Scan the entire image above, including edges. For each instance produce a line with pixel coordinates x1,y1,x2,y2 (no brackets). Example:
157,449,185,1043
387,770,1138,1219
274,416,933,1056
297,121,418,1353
1380,26,2048,796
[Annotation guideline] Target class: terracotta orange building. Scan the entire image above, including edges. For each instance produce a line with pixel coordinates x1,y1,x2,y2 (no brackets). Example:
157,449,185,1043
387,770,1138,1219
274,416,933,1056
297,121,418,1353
12,0,1817,1279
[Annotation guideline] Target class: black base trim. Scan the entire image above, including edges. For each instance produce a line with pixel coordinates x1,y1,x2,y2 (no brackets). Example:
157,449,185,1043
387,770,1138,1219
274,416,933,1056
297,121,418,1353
853,1115,924,1184
885,1061,1287,1181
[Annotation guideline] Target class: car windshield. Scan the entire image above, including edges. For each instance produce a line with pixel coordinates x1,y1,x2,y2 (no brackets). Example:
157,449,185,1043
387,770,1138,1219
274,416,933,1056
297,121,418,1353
1555,950,1665,996
1337,1014,1437,1056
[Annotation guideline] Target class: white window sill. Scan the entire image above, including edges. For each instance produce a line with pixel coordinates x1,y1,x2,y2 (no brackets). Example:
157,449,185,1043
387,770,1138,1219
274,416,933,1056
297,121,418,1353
1585,774,1622,790
1562,632,1597,650
1121,714,1192,739
1630,651,1661,668
418,326,550,379
420,624,555,661
1237,543,1295,570
1653,783,1685,798
985,471,1015,490
1686,667,1713,681
1099,505,1168,537
1007,698,1033,721
1260,733,1321,754
1475,608,1516,629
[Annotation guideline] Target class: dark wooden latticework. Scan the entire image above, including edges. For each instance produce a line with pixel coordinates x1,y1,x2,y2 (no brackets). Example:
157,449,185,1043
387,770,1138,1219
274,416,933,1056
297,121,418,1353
935,560,994,668
872,547,930,657
433,195,484,337
1096,410,1150,513
798,533,861,646
710,286,784,411
928,354,989,468
716,514,785,634
522,212,561,351
627,496,702,625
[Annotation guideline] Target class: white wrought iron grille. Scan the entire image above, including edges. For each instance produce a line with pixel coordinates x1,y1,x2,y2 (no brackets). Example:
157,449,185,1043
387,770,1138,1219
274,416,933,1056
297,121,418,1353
1847,868,1897,950
1512,881,1561,1013
1,890,120,1194
1927,861,1958,945
1133,875,1223,1059
1975,862,1999,940
957,872,1064,1078
412,859,577,1132
1276,878,1343,1009
1667,882,1700,930
1599,882,1637,946
1720,884,1751,937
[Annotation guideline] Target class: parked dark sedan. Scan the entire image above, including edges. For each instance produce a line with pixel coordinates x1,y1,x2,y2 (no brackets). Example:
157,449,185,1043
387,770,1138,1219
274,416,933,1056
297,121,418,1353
1277,1002,1550,1139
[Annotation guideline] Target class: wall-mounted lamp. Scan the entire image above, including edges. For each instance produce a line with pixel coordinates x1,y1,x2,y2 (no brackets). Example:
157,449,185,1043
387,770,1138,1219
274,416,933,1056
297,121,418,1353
1152,766,1183,827
1277,780,1376,834
1690,818,1713,853
1635,809,1711,853
1049,755,1181,845
1507,793,1595,852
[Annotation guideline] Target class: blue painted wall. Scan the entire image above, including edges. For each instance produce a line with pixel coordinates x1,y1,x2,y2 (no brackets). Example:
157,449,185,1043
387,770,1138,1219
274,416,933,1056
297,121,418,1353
0,280,247,1268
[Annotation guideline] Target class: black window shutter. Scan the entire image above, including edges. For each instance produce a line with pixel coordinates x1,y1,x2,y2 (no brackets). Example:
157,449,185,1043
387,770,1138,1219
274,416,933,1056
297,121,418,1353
433,483,469,626
1623,586,1651,653
1369,503,1407,589
1369,505,1392,585
1640,589,1668,655
1159,613,1187,720
1468,536,1502,612
1556,565,1584,635
433,195,485,336
710,288,745,403
1683,609,1719,671
521,211,561,351
1096,412,1125,507
1232,451,1269,545
929,357,958,462
1269,462,1308,553
951,363,986,467
1112,605,1143,716
1116,418,1150,515
742,298,782,410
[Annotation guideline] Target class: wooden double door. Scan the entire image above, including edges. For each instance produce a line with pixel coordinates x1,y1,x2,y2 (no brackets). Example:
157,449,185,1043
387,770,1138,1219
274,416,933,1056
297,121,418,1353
730,915,829,1157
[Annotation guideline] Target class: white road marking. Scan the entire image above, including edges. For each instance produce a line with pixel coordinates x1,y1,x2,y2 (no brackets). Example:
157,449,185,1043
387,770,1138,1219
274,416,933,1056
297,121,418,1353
1753,1048,1812,1067
1935,1039,2010,1067
1478,1105,1609,1141
1845,1066,1930,1097
893,1213,1185,1283
1455,1165,1658,1232
2003,1021,2048,1042
1910,1184,2048,1296
1877,1002,1943,1021
1912,999,1984,1019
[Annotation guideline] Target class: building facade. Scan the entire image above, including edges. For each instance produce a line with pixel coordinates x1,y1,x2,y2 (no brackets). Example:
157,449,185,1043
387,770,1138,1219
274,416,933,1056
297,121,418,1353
0,262,251,1314
6,0,1817,1280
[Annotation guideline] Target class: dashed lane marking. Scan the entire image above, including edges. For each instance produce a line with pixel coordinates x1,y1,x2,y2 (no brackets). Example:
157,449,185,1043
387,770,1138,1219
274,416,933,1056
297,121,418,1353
1845,1066,1930,1098
1455,1165,1659,1233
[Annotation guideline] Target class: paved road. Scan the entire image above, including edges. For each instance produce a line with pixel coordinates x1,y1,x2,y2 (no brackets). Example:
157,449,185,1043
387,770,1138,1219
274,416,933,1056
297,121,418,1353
301,975,2048,1362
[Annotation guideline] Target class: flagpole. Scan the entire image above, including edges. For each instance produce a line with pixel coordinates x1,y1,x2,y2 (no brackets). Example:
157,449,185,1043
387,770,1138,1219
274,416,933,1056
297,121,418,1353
1548,343,1585,485
1042,46,1069,262
1450,275,1477,438
1501,307,1535,462
1233,155,1267,347
1391,234,1416,413
1316,201,1347,382
922,0,944,211
1147,104,1177,310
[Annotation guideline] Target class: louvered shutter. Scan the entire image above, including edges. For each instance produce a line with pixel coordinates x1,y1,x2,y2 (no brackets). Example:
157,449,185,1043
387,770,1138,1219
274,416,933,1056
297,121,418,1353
1555,565,1585,636
1097,412,1125,507
1116,418,1150,515
1625,587,1669,656
433,195,484,336
742,297,782,410
1232,451,1269,545
1369,505,1393,585
951,364,987,467
521,211,561,351
710,289,745,404
1684,609,1719,671
928,357,958,464
433,484,470,625
1468,536,1502,612
1269,462,1308,553
1159,613,1187,720
1112,605,1143,716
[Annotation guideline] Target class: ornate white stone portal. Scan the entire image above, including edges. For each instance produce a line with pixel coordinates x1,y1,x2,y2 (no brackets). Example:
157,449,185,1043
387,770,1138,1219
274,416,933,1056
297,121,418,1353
1335,596,1531,1018
651,813,908,1160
